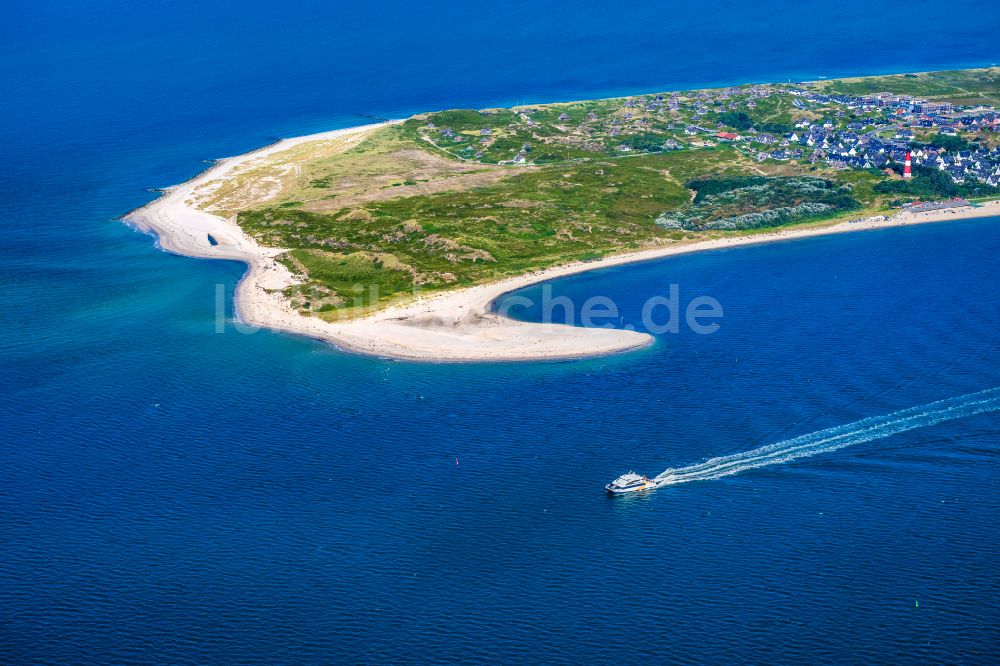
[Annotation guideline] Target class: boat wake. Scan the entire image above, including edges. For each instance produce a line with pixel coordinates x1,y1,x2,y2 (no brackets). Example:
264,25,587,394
654,387,1000,486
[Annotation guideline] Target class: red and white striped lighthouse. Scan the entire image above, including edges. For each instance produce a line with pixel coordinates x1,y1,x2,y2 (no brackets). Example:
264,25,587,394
903,150,913,179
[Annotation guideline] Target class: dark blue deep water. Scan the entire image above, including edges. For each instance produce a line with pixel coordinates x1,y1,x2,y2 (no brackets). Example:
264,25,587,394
3,1,999,663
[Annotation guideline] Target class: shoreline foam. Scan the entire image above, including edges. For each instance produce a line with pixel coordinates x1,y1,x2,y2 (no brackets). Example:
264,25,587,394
125,123,1000,362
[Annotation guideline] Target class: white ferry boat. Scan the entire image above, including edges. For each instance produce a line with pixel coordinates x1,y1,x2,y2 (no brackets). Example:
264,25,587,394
605,472,657,495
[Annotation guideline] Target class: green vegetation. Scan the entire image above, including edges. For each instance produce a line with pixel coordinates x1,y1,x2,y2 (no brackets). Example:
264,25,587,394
816,69,1000,106
718,111,754,130
657,177,859,231
926,133,972,152
875,165,1000,200
715,111,793,135
688,175,770,204
285,250,415,309
237,149,744,314
210,67,1000,317
756,122,794,135
874,166,961,198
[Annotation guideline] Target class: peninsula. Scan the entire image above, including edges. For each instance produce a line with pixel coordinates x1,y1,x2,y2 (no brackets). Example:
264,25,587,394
127,68,1000,361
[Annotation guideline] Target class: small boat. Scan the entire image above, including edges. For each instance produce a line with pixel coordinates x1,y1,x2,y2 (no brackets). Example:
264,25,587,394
605,472,657,495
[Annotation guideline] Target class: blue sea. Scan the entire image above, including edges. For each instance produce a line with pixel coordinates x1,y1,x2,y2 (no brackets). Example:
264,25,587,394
2,1,999,662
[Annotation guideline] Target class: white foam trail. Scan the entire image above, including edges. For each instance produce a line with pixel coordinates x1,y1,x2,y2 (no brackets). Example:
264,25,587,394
654,387,1000,485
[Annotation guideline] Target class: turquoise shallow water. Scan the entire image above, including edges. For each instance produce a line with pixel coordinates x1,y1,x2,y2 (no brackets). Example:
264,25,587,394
3,1,1000,662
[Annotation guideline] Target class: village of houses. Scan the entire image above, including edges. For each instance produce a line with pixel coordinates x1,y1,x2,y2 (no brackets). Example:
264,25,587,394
418,78,1000,192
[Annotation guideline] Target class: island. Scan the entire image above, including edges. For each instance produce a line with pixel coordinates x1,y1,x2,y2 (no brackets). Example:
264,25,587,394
127,67,1000,361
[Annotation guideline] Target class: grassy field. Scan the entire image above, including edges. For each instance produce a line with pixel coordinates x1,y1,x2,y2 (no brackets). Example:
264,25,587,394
238,148,742,315
202,68,999,318
813,68,1000,106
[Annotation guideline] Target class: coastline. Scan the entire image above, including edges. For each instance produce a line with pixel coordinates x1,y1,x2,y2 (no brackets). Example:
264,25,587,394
126,123,1000,362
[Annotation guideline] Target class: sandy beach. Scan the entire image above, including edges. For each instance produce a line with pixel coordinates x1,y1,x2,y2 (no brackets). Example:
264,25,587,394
126,123,1000,362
